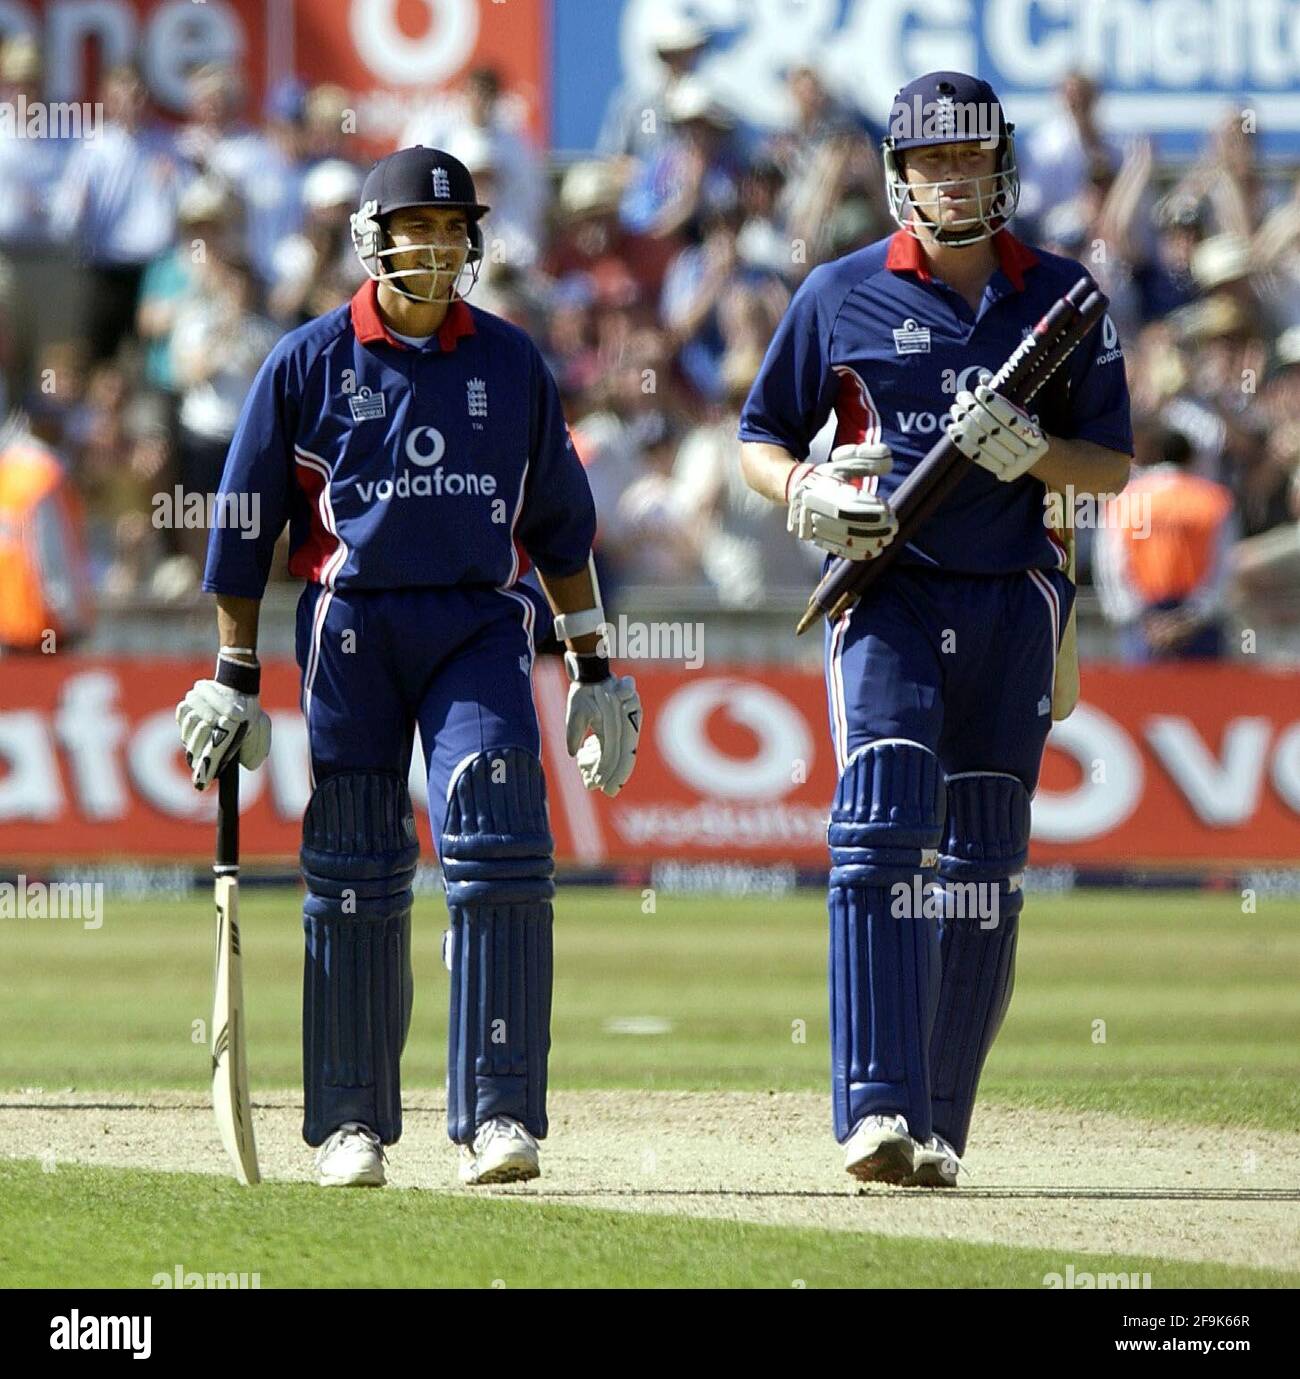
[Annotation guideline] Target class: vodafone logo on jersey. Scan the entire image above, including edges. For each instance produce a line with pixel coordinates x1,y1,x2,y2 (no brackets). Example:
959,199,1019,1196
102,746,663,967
405,426,447,467
355,427,498,503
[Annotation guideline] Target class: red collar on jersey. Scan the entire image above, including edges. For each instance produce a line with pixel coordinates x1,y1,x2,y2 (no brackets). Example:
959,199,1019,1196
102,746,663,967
885,227,1039,292
350,280,477,351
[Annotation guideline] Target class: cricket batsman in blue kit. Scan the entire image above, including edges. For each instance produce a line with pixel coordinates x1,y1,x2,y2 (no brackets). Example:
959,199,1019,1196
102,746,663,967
740,73,1133,1186
174,146,641,1188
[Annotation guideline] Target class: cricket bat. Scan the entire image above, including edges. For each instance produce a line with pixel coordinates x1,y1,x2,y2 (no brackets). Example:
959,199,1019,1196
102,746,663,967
212,758,260,1185
797,277,1108,633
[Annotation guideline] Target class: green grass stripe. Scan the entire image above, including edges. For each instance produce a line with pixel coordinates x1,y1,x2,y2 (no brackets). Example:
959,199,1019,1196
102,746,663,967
1,888,1296,1128
0,1161,1294,1290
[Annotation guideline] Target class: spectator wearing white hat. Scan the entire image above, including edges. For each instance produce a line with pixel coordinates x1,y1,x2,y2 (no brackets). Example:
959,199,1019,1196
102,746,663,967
544,159,676,306
597,14,710,166
269,160,367,325
621,77,744,239
137,178,237,398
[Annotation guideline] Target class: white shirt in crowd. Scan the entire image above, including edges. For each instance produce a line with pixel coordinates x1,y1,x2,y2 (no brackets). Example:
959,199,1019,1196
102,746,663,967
51,125,185,266
171,303,279,441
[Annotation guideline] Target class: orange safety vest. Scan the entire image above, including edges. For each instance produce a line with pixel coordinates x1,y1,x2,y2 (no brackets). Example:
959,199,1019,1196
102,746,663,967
0,438,93,650
1109,470,1234,605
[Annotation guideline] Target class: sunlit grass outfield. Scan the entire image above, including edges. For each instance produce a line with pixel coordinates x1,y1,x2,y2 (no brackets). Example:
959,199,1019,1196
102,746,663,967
0,888,1296,1130
0,1162,1293,1291
3,888,1297,1291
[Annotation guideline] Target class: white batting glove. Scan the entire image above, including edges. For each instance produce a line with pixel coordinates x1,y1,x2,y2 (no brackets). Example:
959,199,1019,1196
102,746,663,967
176,655,272,791
786,443,898,561
946,383,1048,482
564,653,641,798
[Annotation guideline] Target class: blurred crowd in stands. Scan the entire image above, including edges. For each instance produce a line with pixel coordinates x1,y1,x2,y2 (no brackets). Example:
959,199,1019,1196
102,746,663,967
2,13,1300,659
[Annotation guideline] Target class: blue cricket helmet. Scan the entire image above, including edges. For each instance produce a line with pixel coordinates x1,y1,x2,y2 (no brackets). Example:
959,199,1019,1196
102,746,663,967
350,145,491,303
881,71,1019,246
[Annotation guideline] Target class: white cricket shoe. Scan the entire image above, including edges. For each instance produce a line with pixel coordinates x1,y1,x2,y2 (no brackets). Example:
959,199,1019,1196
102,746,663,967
315,1121,386,1187
903,1134,962,1188
844,1113,916,1184
459,1115,541,1186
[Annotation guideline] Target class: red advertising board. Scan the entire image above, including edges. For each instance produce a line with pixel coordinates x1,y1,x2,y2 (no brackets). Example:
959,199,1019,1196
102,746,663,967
20,0,547,150
2,656,1299,867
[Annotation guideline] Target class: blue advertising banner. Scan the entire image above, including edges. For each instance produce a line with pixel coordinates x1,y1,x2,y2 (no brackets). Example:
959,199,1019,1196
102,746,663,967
552,0,1300,159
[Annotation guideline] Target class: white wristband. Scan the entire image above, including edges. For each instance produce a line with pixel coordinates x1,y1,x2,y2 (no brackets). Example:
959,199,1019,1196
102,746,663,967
552,607,607,642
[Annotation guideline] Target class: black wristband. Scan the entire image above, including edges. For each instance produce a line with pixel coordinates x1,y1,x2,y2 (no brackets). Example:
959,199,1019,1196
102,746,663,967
216,653,260,695
566,651,611,684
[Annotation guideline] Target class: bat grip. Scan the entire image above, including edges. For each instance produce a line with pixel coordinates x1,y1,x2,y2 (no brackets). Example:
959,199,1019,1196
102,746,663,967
215,761,240,872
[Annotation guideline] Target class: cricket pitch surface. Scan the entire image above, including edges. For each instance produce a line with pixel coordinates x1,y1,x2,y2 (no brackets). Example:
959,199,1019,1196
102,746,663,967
2,1089,1296,1272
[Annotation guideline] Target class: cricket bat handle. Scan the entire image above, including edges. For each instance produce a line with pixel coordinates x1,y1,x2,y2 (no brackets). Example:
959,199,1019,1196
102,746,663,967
216,758,240,873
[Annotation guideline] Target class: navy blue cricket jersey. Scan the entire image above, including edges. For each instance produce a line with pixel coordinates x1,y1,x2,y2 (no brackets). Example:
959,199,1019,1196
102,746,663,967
203,281,595,598
739,229,1133,574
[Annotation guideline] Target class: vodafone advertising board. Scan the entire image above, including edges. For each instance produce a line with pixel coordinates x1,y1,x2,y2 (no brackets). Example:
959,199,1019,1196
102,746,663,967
2,657,1299,867
16,1,1300,160
11,0,547,148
